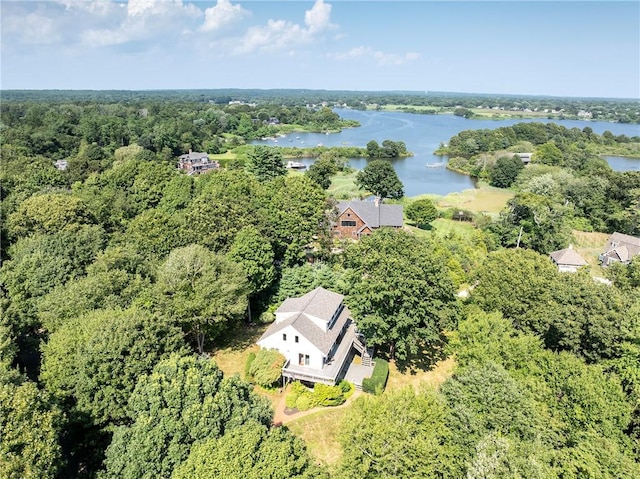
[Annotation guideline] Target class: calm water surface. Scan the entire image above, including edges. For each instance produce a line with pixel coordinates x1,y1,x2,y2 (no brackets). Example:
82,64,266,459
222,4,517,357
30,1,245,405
253,109,640,197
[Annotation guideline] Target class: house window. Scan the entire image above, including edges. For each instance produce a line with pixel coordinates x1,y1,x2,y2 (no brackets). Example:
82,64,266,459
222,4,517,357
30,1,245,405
298,354,310,366
295,336,299,343
283,333,287,341
341,220,357,227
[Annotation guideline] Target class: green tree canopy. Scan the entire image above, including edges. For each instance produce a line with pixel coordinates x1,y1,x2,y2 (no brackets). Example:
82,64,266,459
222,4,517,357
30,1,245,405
249,349,286,387
0,379,64,479
339,387,455,479
247,145,286,182
489,155,524,188
266,176,328,266
305,157,337,189
227,225,276,296
173,422,324,479
345,229,458,360
102,355,272,479
355,159,404,199
406,198,438,227
40,307,188,425
155,244,249,353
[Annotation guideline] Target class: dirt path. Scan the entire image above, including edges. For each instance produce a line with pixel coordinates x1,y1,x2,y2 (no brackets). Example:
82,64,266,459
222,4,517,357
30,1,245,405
273,389,363,425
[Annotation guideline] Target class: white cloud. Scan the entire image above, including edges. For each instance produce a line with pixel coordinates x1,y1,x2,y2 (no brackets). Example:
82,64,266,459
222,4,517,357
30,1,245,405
80,0,202,47
305,0,333,33
56,0,119,16
331,46,420,66
235,0,335,54
201,0,249,32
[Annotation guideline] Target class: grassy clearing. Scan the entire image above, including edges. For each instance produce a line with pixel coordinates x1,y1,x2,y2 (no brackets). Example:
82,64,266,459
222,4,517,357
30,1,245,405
571,230,610,276
327,171,365,199
209,323,267,378
287,408,348,467
386,356,456,391
406,218,476,239
436,184,514,215
469,108,554,120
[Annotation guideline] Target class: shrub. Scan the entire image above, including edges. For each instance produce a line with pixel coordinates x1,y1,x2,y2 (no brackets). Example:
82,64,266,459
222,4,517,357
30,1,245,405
285,380,350,410
249,349,286,387
244,352,256,382
362,359,389,394
295,394,315,411
313,383,346,406
338,380,353,394
286,381,309,409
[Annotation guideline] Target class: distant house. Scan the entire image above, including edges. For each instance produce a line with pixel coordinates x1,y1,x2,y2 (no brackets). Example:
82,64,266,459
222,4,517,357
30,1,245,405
178,150,219,175
549,245,588,273
516,153,532,165
599,232,640,267
333,198,403,239
257,287,373,388
54,160,68,171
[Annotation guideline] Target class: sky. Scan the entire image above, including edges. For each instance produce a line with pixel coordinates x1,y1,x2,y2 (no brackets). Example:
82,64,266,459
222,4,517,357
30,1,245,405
1,0,639,98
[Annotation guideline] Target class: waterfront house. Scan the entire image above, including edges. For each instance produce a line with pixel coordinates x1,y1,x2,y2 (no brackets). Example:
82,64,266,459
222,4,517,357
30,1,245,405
178,150,219,175
333,198,403,239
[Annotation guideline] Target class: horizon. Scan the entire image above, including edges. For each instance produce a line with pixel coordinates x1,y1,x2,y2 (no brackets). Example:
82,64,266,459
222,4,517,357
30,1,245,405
2,1,639,99
2,87,638,102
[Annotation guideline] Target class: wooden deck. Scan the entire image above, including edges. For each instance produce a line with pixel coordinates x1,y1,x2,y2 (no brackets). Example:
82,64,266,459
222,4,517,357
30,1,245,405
282,322,357,385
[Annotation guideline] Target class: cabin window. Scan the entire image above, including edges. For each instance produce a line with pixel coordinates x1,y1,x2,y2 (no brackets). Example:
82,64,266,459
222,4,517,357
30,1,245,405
341,220,356,227
295,336,299,343
282,333,287,341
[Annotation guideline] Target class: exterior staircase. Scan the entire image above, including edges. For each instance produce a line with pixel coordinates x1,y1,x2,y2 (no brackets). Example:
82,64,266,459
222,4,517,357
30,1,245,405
353,334,374,367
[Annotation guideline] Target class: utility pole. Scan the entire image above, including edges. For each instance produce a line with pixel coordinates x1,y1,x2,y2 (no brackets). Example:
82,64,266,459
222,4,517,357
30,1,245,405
516,225,523,248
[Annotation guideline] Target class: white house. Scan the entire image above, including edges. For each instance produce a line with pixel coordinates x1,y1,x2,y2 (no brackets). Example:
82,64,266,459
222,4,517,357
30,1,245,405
257,287,372,386
549,245,588,273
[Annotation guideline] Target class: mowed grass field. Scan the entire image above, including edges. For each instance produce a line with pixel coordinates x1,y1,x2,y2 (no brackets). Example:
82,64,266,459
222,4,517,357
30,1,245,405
327,171,366,199
434,184,515,215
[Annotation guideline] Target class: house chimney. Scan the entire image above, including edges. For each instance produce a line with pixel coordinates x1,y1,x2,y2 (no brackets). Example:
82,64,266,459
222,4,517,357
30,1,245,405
568,244,573,249
189,148,192,154
374,196,380,208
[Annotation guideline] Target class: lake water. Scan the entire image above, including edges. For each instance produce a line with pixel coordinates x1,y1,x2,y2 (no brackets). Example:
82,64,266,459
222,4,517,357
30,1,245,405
253,109,640,197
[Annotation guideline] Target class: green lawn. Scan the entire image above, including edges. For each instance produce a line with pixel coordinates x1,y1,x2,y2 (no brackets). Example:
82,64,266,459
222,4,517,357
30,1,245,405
286,408,348,468
407,218,476,239
327,171,366,199
435,184,514,215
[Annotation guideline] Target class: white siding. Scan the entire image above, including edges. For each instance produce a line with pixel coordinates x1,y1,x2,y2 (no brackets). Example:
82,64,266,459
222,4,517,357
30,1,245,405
257,325,325,370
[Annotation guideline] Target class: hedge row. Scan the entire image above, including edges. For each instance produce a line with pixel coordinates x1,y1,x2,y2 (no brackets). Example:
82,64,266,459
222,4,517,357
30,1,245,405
362,359,389,394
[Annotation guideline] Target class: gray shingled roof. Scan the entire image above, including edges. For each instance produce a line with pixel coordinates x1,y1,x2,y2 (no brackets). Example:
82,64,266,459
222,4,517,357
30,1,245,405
603,233,640,262
550,248,588,266
337,200,403,228
606,232,640,248
259,287,351,355
179,151,209,161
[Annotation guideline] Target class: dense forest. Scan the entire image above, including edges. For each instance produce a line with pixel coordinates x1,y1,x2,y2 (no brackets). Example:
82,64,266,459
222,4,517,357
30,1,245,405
5,88,639,122
1,93,639,478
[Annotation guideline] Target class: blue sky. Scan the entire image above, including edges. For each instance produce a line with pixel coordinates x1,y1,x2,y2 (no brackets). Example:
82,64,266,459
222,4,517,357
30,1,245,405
1,1,638,98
